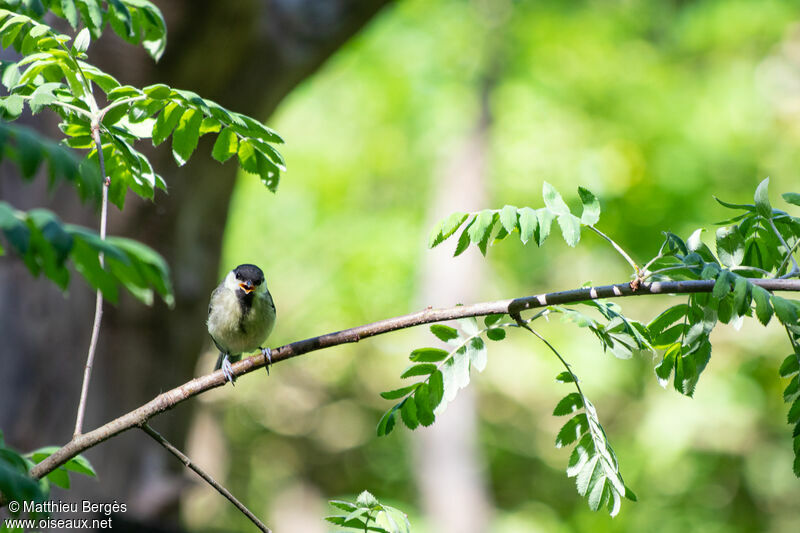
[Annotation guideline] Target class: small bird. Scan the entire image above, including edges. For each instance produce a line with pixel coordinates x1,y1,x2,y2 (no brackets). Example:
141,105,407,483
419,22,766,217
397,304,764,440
207,264,276,384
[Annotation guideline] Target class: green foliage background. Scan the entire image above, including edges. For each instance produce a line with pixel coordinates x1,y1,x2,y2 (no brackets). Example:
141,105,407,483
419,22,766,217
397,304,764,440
203,0,800,531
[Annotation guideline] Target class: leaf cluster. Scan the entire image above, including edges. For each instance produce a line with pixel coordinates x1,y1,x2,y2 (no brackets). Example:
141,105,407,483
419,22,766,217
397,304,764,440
377,315,506,436
0,122,100,202
780,345,800,477
0,430,95,520
0,202,173,305
555,300,652,360
0,2,284,301
0,431,46,518
0,0,166,60
552,373,636,517
28,446,96,491
0,10,286,206
427,182,600,255
326,491,411,533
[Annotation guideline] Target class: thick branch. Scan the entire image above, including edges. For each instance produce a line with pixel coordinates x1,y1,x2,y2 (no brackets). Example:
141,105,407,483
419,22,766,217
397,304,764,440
140,423,271,533
28,278,800,480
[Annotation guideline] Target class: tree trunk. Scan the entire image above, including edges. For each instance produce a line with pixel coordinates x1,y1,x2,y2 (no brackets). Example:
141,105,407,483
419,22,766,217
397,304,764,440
0,0,392,527
412,76,495,533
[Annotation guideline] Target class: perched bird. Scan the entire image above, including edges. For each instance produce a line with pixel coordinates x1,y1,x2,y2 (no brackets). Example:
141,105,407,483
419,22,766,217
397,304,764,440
207,264,276,384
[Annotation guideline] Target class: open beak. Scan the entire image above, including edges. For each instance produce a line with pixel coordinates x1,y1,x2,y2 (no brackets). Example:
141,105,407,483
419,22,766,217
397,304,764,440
239,281,254,293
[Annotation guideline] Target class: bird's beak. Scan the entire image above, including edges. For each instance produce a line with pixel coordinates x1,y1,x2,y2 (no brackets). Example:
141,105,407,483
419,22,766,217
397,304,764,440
239,281,254,293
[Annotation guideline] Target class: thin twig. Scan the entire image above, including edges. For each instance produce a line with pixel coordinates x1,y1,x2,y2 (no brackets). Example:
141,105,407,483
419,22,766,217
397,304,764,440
776,235,800,279
97,95,147,123
73,123,109,438
140,423,271,533
587,226,641,276
16,95,92,118
768,218,800,278
27,278,800,480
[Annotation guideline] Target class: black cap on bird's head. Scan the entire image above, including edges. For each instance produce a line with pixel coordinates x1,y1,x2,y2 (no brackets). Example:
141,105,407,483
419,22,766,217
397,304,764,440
233,264,265,294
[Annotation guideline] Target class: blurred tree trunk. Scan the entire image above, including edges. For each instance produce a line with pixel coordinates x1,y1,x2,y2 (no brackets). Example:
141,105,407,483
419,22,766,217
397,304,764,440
0,0,391,528
412,77,495,532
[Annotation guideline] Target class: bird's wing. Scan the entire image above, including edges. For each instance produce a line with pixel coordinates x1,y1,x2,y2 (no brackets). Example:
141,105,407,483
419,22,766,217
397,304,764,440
208,285,224,317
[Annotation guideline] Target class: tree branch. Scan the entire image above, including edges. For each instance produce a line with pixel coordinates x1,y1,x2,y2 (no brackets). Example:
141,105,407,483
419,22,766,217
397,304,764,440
73,122,110,438
28,278,800,480
140,423,271,533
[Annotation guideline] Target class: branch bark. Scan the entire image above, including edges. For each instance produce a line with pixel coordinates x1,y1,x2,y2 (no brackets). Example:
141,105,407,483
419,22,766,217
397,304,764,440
26,278,800,481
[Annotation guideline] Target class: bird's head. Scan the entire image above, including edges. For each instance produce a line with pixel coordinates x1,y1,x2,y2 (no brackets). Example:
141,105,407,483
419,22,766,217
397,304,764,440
225,264,267,295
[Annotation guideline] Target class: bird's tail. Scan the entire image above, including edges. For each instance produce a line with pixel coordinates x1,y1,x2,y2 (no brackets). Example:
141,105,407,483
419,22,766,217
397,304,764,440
214,352,241,371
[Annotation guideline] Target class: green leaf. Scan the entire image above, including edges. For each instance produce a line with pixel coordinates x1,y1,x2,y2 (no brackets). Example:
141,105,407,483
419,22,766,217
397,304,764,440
429,211,468,248
484,314,504,327
517,207,538,244
785,376,799,402
0,202,31,254
555,413,589,448
73,26,90,52
61,0,80,27
376,406,398,436
712,270,732,300
486,327,506,341
716,225,745,267
428,370,444,410
772,295,798,325
409,347,448,363
171,108,203,165
0,94,24,119
543,181,570,216
752,285,774,325
578,186,600,225
451,347,471,390
675,340,712,397
783,192,800,207
380,385,418,400
780,354,800,378
356,490,379,508
648,304,688,336
687,229,718,264
553,392,583,416
400,364,437,379
209,126,238,163
655,344,679,387
789,397,800,425
143,83,172,100
754,177,772,219
430,324,459,343
715,196,755,211
467,336,487,371
152,102,183,146
467,209,495,245
400,398,418,430
329,500,358,513
499,205,518,234
453,219,473,257
536,208,556,246
414,383,435,426
555,371,575,383
733,276,751,315
44,466,70,489
459,316,480,336
557,213,582,247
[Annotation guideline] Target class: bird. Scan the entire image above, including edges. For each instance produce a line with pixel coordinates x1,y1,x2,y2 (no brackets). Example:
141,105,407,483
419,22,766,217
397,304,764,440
207,263,276,384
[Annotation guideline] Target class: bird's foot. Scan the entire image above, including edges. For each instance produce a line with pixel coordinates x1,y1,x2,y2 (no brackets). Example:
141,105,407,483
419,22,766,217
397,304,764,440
260,347,272,376
221,354,236,385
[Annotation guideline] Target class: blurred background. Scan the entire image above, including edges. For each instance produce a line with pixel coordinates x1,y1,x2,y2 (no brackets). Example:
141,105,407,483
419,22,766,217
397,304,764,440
202,0,800,532
3,0,800,532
